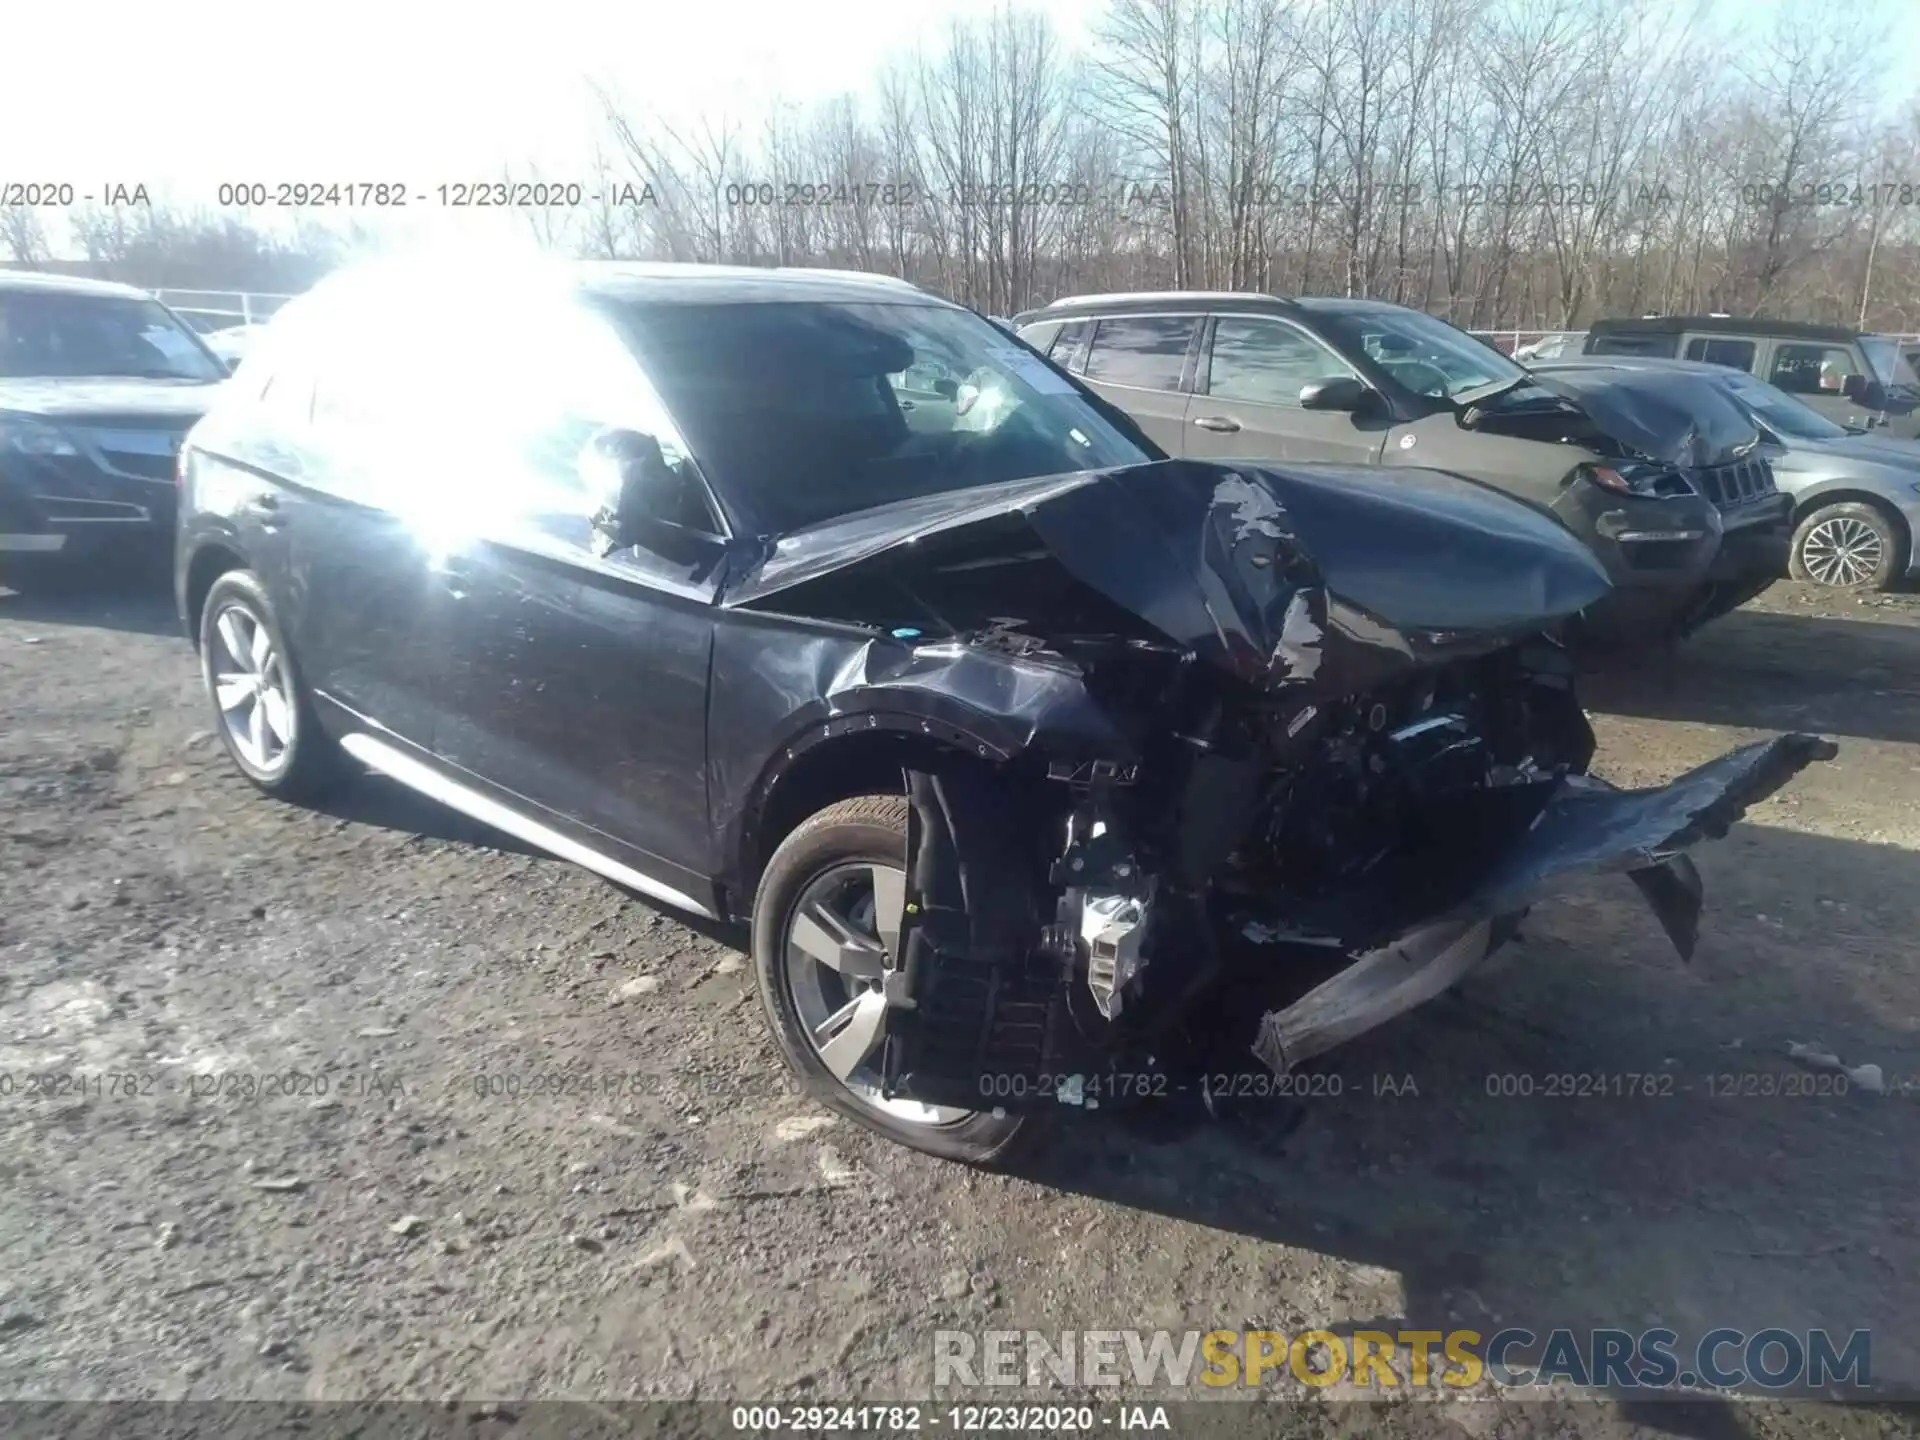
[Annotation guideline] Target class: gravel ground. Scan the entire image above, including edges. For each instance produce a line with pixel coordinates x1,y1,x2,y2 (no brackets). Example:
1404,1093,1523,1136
1,573,1918,1436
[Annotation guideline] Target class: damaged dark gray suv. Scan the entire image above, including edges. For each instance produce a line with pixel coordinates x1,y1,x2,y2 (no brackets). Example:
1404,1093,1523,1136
1018,294,1793,643
176,260,1834,1165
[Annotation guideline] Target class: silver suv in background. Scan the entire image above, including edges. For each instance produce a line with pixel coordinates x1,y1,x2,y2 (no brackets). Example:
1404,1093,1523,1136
1584,317,1920,441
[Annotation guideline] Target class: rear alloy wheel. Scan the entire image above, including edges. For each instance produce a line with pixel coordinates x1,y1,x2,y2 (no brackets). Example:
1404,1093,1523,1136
1790,501,1903,590
198,570,340,801
751,794,1032,1165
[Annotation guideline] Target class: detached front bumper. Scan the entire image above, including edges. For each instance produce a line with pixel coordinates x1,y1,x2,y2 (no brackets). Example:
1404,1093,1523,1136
1253,732,1837,1074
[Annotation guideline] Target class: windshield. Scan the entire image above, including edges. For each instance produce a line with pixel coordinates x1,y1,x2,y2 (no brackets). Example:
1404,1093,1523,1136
0,290,226,382
611,300,1153,532
1859,335,1920,392
1315,307,1528,399
1721,373,1850,441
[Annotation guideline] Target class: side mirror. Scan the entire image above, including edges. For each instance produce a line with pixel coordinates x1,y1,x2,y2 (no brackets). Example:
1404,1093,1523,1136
581,427,677,556
1299,376,1371,412
932,377,959,401
1842,372,1871,404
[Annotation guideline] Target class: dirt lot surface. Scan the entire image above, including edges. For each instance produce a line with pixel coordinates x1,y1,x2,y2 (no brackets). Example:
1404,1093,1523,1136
2,573,1918,1436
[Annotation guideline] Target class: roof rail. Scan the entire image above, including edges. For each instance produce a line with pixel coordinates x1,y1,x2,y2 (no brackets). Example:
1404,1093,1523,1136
1045,289,1285,308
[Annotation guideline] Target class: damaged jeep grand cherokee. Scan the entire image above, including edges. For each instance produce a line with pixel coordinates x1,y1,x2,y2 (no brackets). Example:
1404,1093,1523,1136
176,260,1836,1166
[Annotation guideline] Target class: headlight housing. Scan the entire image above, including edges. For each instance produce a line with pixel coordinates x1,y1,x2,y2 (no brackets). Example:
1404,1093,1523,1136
1577,460,1694,499
0,414,82,458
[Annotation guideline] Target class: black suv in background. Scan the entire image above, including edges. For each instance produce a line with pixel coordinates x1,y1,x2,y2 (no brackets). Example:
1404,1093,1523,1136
1,272,228,587
1584,316,1920,440
1017,292,1790,642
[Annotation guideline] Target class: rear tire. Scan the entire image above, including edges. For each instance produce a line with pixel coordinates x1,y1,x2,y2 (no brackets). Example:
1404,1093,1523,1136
197,570,343,803
1789,500,1904,590
752,794,1034,1166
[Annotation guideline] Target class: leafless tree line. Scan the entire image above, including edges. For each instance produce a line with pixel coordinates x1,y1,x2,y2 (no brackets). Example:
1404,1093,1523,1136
6,0,1917,334
0,203,349,296
564,0,1920,331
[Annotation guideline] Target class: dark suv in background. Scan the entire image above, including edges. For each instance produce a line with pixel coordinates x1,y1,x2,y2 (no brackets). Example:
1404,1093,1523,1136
1584,316,1920,440
1,272,228,588
1017,292,1791,642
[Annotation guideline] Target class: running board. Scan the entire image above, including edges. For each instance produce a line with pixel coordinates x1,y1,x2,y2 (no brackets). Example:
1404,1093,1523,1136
337,732,717,921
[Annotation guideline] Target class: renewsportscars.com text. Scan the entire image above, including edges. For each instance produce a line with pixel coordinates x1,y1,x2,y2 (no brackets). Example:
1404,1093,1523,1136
933,1327,1872,1392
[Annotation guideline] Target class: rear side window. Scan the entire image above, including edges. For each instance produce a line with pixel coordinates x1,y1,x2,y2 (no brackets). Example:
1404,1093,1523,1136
1082,316,1197,391
1684,337,1756,371
1770,343,1861,396
1588,331,1679,357
1016,320,1063,356
1048,318,1090,368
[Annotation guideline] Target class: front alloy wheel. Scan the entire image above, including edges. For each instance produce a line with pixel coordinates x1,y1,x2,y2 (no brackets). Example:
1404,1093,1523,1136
1790,501,1902,590
782,858,970,1125
750,794,1032,1165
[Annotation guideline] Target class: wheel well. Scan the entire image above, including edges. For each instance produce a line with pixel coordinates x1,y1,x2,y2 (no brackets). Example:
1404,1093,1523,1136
735,731,1006,917
183,544,245,648
1793,488,1911,545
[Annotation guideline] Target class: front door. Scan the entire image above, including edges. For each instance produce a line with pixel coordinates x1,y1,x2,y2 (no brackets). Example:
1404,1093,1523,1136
432,515,723,900
1182,314,1389,465
1765,340,1876,430
422,291,729,898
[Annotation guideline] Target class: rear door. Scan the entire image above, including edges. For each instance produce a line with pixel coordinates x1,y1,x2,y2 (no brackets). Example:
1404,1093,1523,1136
1074,314,1201,454
284,310,455,746
1183,313,1388,464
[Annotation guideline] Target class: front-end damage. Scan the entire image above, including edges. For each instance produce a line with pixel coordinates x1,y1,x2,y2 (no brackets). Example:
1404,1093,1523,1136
729,460,1836,1111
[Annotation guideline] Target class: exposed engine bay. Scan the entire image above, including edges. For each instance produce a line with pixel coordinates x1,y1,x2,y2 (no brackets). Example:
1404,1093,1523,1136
728,458,1836,1113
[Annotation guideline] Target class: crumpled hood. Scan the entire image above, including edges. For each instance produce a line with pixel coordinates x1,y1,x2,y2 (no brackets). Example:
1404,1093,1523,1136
1518,366,1763,468
0,376,223,423
728,459,1613,690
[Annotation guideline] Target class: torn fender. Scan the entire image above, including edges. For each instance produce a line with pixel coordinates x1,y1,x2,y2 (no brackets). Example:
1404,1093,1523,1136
1253,733,1839,1074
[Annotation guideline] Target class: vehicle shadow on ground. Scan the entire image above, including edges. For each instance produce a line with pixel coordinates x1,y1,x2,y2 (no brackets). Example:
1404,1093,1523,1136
1582,606,1920,747
310,769,749,947
311,769,547,859
0,574,182,640
1012,817,1920,1409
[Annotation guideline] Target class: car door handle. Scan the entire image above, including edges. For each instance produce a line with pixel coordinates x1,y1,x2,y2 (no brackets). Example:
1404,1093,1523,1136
1192,415,1241,433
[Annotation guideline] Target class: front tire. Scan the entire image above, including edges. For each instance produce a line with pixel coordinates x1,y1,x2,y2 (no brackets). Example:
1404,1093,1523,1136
751,794,1033,1166
1789,500,1904,590
198,570,341,802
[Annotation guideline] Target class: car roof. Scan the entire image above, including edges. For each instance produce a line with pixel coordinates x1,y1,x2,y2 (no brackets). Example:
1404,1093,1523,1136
1026,291,1437,321
1588,314,1872,344
570,261,947,307
0,269,153,300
